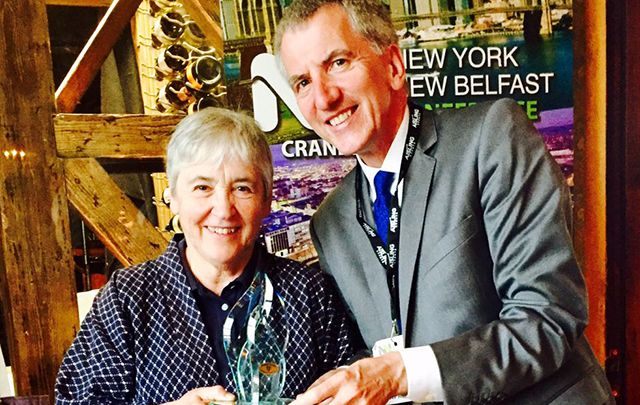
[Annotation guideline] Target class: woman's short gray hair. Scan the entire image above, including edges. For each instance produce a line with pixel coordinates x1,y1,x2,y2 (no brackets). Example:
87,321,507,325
273,0,397,57
166,108,273,200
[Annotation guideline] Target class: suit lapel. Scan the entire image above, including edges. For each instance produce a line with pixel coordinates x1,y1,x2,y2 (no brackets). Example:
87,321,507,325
399,111,437,341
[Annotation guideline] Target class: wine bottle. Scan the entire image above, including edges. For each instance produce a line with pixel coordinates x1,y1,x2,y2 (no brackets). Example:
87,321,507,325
156,79,192,113
183,21,206,46
187,93,224,114
187,44,218,59
151,11,186,48
185,55,223,93
149,0,180,16
156,43,190,79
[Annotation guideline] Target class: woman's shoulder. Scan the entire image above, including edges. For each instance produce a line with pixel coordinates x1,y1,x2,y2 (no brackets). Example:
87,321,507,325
107,240,181,297
267,254,330,297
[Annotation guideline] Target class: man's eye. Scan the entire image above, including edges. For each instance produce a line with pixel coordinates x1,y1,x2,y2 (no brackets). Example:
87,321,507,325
296,78,310,93
332,58,348,68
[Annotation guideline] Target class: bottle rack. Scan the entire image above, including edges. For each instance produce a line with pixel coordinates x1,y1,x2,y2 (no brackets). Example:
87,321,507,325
134,0,227,116
134,1,227,238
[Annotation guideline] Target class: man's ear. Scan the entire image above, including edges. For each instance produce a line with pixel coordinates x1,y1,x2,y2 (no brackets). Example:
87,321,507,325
387,44,406,91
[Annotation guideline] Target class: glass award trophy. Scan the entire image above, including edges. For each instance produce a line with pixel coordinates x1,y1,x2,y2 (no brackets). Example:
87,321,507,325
223,271,290,404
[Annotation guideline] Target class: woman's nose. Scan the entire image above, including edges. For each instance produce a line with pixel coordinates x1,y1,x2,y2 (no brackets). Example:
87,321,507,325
210,189,235,218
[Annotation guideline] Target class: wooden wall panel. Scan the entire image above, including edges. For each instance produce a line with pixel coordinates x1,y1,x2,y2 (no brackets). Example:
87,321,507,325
0,0,79,398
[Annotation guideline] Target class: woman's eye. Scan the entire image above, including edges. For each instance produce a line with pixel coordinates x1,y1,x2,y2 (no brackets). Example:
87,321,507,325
194,185,210,192
233,185,255,198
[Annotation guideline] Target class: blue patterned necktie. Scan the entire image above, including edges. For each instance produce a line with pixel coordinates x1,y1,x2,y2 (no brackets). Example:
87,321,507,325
373,170,395,245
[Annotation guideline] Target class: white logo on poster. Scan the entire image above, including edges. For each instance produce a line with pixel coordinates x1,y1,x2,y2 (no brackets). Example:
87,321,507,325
251,53,312,132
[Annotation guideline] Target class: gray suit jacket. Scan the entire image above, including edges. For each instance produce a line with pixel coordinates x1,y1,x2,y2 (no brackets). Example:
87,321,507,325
310,99,612,404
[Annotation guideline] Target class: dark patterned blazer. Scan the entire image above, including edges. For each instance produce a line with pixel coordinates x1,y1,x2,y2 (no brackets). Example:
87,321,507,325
55,236,355,404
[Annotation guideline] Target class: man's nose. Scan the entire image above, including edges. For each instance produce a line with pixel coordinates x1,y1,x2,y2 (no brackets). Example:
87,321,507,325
313,77,340,110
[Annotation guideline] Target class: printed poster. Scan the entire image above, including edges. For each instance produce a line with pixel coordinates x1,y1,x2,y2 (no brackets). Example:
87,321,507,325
221,0,574,264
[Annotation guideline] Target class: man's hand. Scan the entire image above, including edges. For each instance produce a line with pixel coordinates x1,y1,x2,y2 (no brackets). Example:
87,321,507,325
163,385,235,404
291,351,407,405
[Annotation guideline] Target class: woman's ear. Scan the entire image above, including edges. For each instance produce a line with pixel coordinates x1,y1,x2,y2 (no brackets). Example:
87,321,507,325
167,187,180,215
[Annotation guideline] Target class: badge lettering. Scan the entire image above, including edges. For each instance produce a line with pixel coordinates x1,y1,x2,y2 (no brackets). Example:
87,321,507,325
411,109,421,128
389,207,399,233
388,243,397,268
405,136,417,160
363,222,377,238
376,245,388,265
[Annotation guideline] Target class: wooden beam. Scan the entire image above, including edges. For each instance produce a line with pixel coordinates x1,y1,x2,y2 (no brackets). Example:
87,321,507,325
55,113,181,158
182,0,225,56
0,0,79,398
55,0,143,113
45,0,112,6
64,158,167,267
573,0,607,364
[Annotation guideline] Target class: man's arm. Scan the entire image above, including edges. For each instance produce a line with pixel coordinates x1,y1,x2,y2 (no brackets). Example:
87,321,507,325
303,221,408,405
430,98,587,403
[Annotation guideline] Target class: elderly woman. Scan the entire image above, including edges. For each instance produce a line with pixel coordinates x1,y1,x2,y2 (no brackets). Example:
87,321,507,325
55,108,356,404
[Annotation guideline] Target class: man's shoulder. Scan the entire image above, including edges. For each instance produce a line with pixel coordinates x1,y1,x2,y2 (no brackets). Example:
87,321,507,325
430,98,525,131
314,167,357,221
432,98,520,118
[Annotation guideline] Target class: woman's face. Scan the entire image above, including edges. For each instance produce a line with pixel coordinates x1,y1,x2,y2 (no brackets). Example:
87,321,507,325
170,159,270,272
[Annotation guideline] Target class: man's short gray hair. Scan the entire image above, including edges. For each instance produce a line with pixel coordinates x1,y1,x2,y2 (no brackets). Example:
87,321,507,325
166,108,273,201
273,0,397,57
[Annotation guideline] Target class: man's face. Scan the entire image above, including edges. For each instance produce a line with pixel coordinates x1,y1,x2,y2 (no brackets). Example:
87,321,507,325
279,5,406,166
170,160,270,272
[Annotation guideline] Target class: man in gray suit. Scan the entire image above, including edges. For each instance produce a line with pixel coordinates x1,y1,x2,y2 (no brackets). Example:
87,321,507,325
275,0,613,404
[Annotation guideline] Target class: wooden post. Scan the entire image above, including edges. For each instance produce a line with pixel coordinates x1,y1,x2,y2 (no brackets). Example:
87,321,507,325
0,0,79,399
572,0,607,363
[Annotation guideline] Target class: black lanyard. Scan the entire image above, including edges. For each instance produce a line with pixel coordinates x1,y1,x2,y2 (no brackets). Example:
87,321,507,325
355,105,422,337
